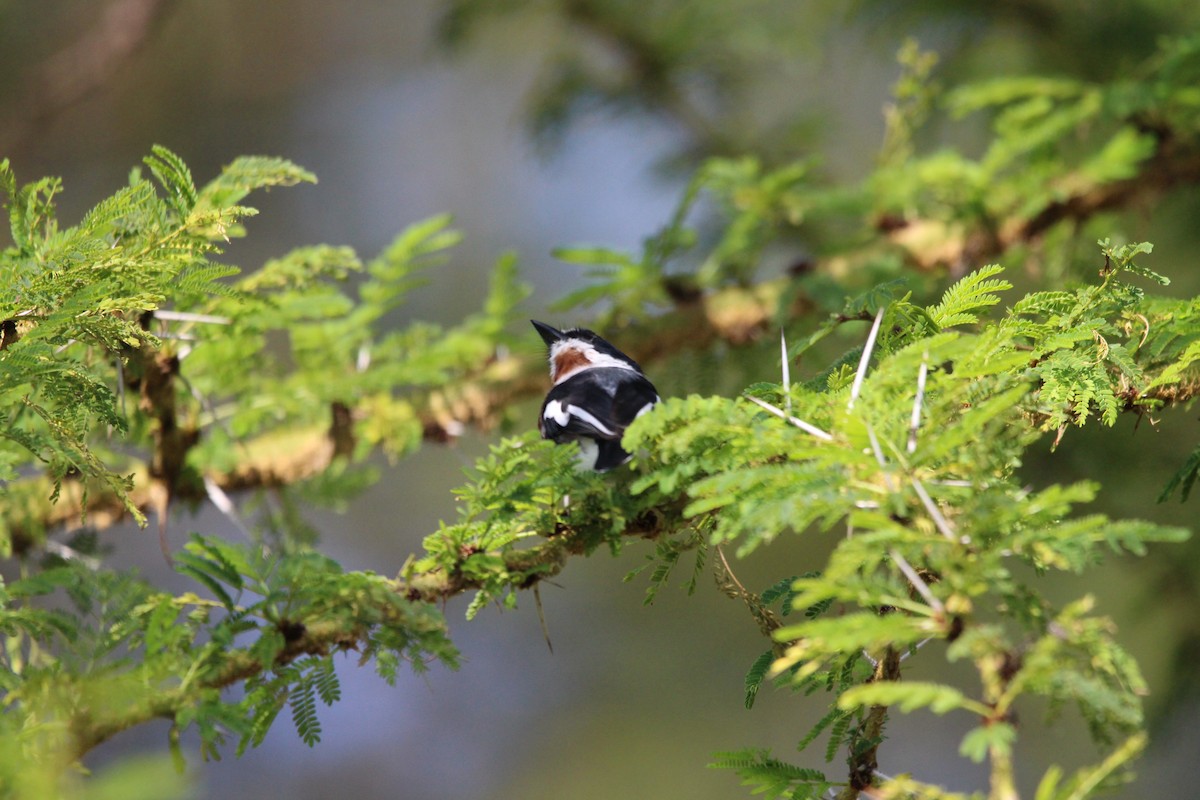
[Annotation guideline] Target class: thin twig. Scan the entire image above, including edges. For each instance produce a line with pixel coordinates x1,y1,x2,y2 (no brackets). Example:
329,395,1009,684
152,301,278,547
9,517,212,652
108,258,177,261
533,584,554,654
910,477,957,542
847,306,885,411
744,394,834,441
907,354,929,454
716,545,748,595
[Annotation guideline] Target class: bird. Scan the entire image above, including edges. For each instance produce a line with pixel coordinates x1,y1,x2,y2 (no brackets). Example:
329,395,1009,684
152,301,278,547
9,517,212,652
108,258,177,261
531,320,660,471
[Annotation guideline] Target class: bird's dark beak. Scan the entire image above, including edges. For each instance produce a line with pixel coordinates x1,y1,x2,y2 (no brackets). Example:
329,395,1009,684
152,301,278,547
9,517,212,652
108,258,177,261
531,320,563,346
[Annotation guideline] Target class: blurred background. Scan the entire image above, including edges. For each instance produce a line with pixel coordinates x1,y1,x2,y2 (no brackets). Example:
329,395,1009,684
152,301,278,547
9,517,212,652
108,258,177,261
2,1,1199,797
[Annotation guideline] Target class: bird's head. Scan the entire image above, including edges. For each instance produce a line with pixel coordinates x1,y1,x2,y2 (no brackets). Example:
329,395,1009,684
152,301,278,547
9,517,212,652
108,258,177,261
531,320,644,384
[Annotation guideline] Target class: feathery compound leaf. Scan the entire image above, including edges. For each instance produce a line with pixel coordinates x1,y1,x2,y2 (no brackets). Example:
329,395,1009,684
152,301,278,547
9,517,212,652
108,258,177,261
196,155,317,211
796,707,851,757
744,649,774,709
709,749,830,800
1145,338,1200,390
773,613,932,680
1034,352,1120,427
760,575,800,614
1034,733,1145,800
959,723,1017,764
289,675,322,747
1158,443,1200,503
837,682,987,716
144,145,198,216
314,658,342,706
929,265,1012,328
1099,239,1167,286
239,691,286,756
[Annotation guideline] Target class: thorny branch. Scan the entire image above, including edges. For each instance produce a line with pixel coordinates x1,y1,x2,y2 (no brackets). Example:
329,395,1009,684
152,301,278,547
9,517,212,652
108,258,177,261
880,134,1200,274
6,110,1200,550
66,495,687,759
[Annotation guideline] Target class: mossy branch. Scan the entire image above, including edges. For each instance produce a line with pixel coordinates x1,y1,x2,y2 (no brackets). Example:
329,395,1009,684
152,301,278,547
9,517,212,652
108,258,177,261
62,497,686,759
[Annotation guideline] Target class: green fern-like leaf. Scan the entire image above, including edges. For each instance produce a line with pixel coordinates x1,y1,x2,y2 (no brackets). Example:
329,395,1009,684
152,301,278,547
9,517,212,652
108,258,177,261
837,681,984,716
314,658,342,706
760,575,799,615
824,711,854,764
929,265,1012,328
796,706,851,756
1034,351,1121,427
1158,443,1200,503
289,675,322,747
709,749,830,800
196,154,317,211
239,689,286,757
1099,239,1167,286
144,145,198,216
744,649,774,709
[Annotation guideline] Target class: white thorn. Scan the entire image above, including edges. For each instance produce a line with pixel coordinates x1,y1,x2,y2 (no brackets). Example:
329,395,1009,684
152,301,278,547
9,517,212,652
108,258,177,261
866,424,888,468
890,548,944,613
780,327,791,414
204,476,254,541
152,310,231,325
866,424,898,492
907,353,929,454
847,306,885,411
44,540,101,570
116,358,126,418
899,638,933,663
744,394,833,441
204,476,236,515
911,477,957,542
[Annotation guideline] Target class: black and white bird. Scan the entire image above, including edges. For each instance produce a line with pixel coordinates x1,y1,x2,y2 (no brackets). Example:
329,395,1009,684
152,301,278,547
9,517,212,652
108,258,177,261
532,320,660,471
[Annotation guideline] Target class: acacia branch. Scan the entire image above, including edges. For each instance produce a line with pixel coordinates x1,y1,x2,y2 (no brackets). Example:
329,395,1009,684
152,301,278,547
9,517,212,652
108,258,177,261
842,645,903,800
881,133,1200,273
10,124,1200,545
8,267,1200,549
4,279,798,546
66,500,685,759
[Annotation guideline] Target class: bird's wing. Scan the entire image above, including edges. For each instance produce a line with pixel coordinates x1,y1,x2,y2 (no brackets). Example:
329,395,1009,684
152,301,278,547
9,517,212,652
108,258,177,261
539,369,659,443
611,374,660,426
